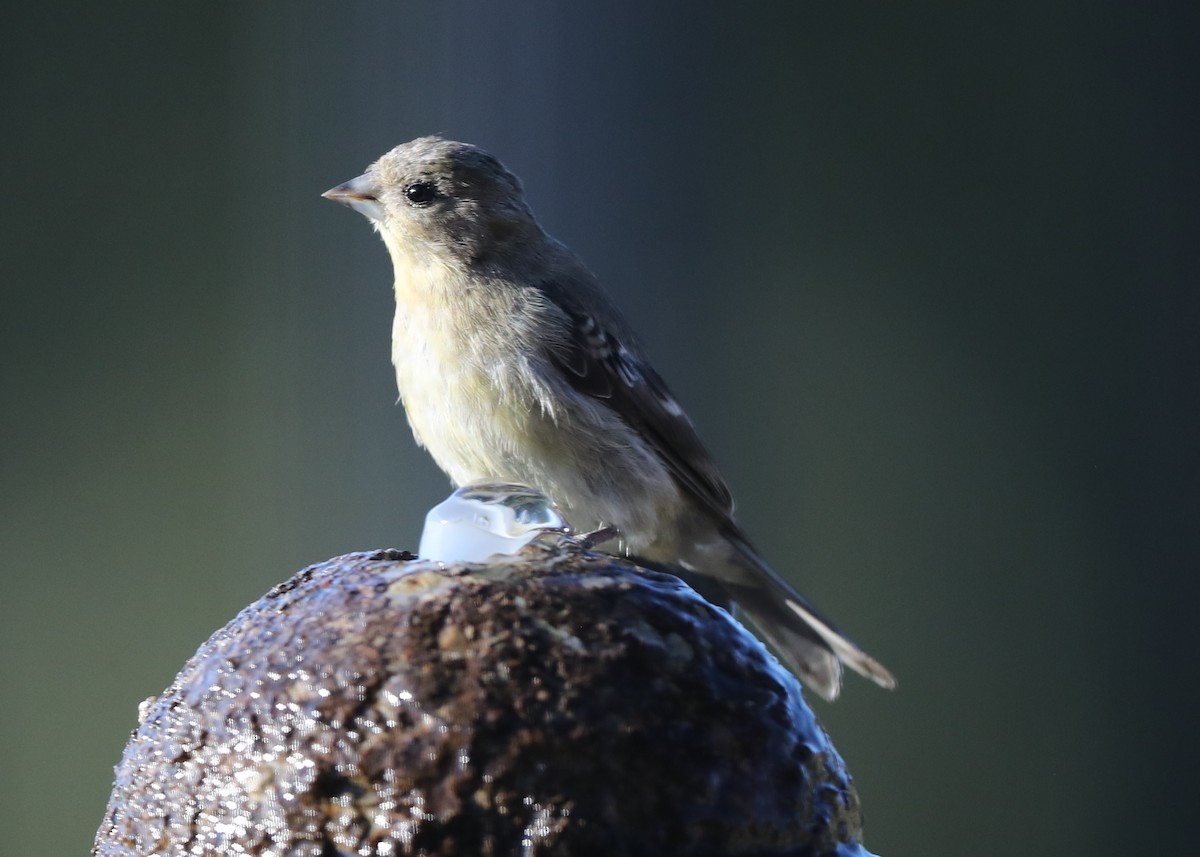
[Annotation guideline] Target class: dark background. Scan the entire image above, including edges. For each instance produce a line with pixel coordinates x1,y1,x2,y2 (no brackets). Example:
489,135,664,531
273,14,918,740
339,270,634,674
2,3,1196,854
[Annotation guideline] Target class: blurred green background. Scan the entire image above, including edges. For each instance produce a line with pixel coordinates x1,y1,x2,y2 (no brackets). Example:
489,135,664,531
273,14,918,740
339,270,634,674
2,2,1196,854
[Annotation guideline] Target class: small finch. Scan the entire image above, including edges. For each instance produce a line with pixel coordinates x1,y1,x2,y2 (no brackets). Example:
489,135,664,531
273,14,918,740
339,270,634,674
323,137,894,700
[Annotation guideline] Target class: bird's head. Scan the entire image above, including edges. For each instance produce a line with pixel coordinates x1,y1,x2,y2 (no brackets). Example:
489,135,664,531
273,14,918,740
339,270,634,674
323,136,540,269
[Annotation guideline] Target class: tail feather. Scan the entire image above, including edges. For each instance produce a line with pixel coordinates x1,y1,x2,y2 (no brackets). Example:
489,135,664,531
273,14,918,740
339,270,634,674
726,585,845,701
783,596,896,692
695,533,896,701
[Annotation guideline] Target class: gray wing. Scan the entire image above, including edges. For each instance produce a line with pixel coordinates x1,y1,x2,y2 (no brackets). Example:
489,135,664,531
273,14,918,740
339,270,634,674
534,281,898,698
537,285,734,524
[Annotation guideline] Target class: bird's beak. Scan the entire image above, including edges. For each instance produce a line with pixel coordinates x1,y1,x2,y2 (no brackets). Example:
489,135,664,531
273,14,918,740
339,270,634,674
322,173,385,222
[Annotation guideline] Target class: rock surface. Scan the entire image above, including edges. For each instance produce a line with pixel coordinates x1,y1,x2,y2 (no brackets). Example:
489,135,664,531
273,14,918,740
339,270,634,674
93,544,872,856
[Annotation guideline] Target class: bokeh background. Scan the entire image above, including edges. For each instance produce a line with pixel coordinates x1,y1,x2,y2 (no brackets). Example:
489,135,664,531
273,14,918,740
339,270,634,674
2,2,1196,854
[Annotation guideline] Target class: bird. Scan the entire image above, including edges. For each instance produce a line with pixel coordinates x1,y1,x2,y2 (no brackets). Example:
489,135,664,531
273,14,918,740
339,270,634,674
322,136,894,700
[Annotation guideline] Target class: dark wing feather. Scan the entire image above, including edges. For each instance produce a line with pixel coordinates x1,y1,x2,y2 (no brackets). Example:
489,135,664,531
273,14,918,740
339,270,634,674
535,283,898,697
539,290,734,522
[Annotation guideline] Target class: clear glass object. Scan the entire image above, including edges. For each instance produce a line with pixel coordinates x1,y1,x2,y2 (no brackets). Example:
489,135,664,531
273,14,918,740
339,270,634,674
418,481,572,563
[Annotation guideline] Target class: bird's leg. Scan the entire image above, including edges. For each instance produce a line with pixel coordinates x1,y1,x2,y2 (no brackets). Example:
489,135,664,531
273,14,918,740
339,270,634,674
576,524,620,550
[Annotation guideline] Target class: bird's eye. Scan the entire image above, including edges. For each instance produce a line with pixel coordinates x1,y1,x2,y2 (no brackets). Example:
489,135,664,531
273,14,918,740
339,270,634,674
404,182,437,206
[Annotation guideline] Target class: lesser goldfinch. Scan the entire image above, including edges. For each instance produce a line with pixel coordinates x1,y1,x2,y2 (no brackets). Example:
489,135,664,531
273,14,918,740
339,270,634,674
323,137,894,700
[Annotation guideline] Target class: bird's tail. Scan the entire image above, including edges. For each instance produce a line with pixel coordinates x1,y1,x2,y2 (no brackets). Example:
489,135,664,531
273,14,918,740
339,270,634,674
695,533,896,701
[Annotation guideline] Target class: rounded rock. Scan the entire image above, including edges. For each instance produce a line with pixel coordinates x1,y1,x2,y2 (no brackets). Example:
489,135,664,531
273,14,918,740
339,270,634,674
93,546,872,856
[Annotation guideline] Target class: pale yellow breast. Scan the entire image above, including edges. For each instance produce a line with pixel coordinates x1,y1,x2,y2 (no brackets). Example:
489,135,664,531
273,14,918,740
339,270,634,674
386,252,683,550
